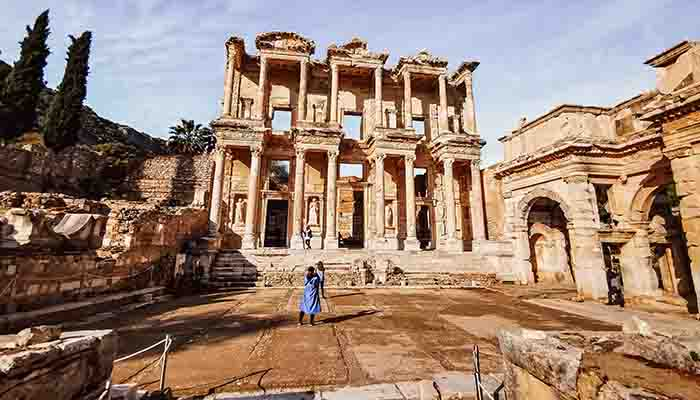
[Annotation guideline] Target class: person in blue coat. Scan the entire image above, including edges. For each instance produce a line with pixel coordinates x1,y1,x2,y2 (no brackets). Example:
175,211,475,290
299,266,321,326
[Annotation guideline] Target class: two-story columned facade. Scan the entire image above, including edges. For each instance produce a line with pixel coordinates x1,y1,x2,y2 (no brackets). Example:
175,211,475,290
208,32,486,252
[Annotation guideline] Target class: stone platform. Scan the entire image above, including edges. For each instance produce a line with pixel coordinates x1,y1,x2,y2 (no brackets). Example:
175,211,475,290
209,248,502,289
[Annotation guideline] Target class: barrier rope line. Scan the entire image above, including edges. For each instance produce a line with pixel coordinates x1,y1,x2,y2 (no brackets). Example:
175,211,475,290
0,278,16,298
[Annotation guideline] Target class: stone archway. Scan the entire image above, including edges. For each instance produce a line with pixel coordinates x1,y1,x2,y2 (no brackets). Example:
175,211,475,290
525,200,575,285
517,188,573,223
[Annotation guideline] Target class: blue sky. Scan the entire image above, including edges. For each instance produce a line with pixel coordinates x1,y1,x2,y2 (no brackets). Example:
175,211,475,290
1,1,698,166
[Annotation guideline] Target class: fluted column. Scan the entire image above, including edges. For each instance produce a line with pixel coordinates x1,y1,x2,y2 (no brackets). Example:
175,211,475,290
470,160,486,248
462,72,477,133
404,154,420,250
438,74,449,132
403,71,412,128
256,56,268,120
375,153,386,240
242,145,263,249
222,54,235,116
208,147,226,235
298,58,308,121
324,150,339,249
330,64,339,123
290,148,306,249
375,66,383,127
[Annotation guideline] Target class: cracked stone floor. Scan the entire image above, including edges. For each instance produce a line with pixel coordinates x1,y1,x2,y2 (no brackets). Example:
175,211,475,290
83,288,618,397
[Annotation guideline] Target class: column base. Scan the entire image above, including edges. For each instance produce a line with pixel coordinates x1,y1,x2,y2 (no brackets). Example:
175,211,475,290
471,239,485,253
242,234,257,250
442,238,464,253
404,237,421,251
324,236,339,249
371,237,399,250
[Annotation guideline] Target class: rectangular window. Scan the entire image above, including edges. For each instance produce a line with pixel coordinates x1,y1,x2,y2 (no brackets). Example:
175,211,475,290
412,117,425,136
272,109,292,132
343,113,362,140
269,160,290,191
415,167,428,197
340,163,363,179
594,184,613,226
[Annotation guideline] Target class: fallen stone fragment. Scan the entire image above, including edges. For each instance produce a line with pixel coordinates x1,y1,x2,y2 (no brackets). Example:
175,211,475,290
15,325,62,347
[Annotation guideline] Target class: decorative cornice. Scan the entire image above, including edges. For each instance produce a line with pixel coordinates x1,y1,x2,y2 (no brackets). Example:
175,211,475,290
494,131,664,179
644,40,698,68
392,49,448,77
449,60,480,85
326,37,388,64
255,31,315,55
664,145,693,160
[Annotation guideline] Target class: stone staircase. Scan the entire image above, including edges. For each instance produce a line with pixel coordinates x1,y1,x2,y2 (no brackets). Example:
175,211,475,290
209,250,260,290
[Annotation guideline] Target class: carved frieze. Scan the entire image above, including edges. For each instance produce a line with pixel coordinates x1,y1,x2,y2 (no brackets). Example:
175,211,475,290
326,37,388,63
664,145,693,160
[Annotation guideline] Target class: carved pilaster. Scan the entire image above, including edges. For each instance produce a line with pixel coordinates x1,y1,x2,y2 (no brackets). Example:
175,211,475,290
242,144,263,249
404,153,419,249
290,148,307,249
325,149,339,249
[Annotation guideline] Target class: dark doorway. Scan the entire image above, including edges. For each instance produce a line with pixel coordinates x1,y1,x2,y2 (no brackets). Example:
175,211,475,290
417,205,431,249
264,200,288,247
602,243,625,306
340,191,364,248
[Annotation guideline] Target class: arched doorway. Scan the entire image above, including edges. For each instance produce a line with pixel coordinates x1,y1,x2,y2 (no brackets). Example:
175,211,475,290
646,189,696,312
526,197,574,284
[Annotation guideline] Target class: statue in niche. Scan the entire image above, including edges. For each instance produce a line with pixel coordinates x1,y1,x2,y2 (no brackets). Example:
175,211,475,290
235,198,246,225
385,203,394,227
308,198,320,226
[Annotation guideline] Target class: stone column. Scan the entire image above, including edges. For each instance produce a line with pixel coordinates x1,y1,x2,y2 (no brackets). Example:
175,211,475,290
242,145,263,249
438,74,449,132
442,158,463,252
469,160,486,249
256,56,268,120
298,58,308,121
208,147,226,235
403,71,412,128
462,72,477,133
668,150,700,313
375,66,383,127
222,54,235,116
565,175,608,299
324,150,339,249
375,153,386,240
404,154,420,250
330,64,339,123
290,148,306,249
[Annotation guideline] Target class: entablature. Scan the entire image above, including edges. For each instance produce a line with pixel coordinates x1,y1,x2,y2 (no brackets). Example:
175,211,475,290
495,131,664,179
326,37,388,69
392,49,448,79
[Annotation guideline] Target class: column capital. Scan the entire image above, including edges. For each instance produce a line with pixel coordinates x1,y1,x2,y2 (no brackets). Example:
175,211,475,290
403,69,411,80
374,152,386,162
214,146,227,157
404,154,416,165
327,149,339,161
295,147,306,161
331,63,339,73
471,159,481,167
259,55,268,67
443,158,455,170
250,144,263,157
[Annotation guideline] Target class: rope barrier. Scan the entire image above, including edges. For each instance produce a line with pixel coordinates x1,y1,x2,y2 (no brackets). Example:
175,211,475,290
0,278,16,298
114,337,168,364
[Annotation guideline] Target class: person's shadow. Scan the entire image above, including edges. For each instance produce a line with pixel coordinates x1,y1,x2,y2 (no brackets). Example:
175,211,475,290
320,309,379,324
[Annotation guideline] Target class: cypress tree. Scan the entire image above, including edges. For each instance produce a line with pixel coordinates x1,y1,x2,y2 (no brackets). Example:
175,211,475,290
44,31,92,151
0,10,50,141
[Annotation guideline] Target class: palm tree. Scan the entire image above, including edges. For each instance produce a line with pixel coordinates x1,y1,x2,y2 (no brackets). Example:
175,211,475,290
167,119,215,154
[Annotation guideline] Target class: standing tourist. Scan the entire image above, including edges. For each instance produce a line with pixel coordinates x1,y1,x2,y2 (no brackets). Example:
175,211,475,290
316,261,326,299
303,224,313,250
299,266,321,326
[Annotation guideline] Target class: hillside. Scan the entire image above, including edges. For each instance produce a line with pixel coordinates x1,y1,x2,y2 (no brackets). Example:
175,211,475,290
35,87,168,154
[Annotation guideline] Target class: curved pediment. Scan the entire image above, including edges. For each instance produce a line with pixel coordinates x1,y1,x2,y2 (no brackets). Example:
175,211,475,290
394,49,448,76
255,31,316,55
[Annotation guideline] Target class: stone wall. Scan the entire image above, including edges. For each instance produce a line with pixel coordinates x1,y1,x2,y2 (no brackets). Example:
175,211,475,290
0,194,209,314
0,328,117,400
119,154,214,205
498,323,700,399
0,145,106,196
